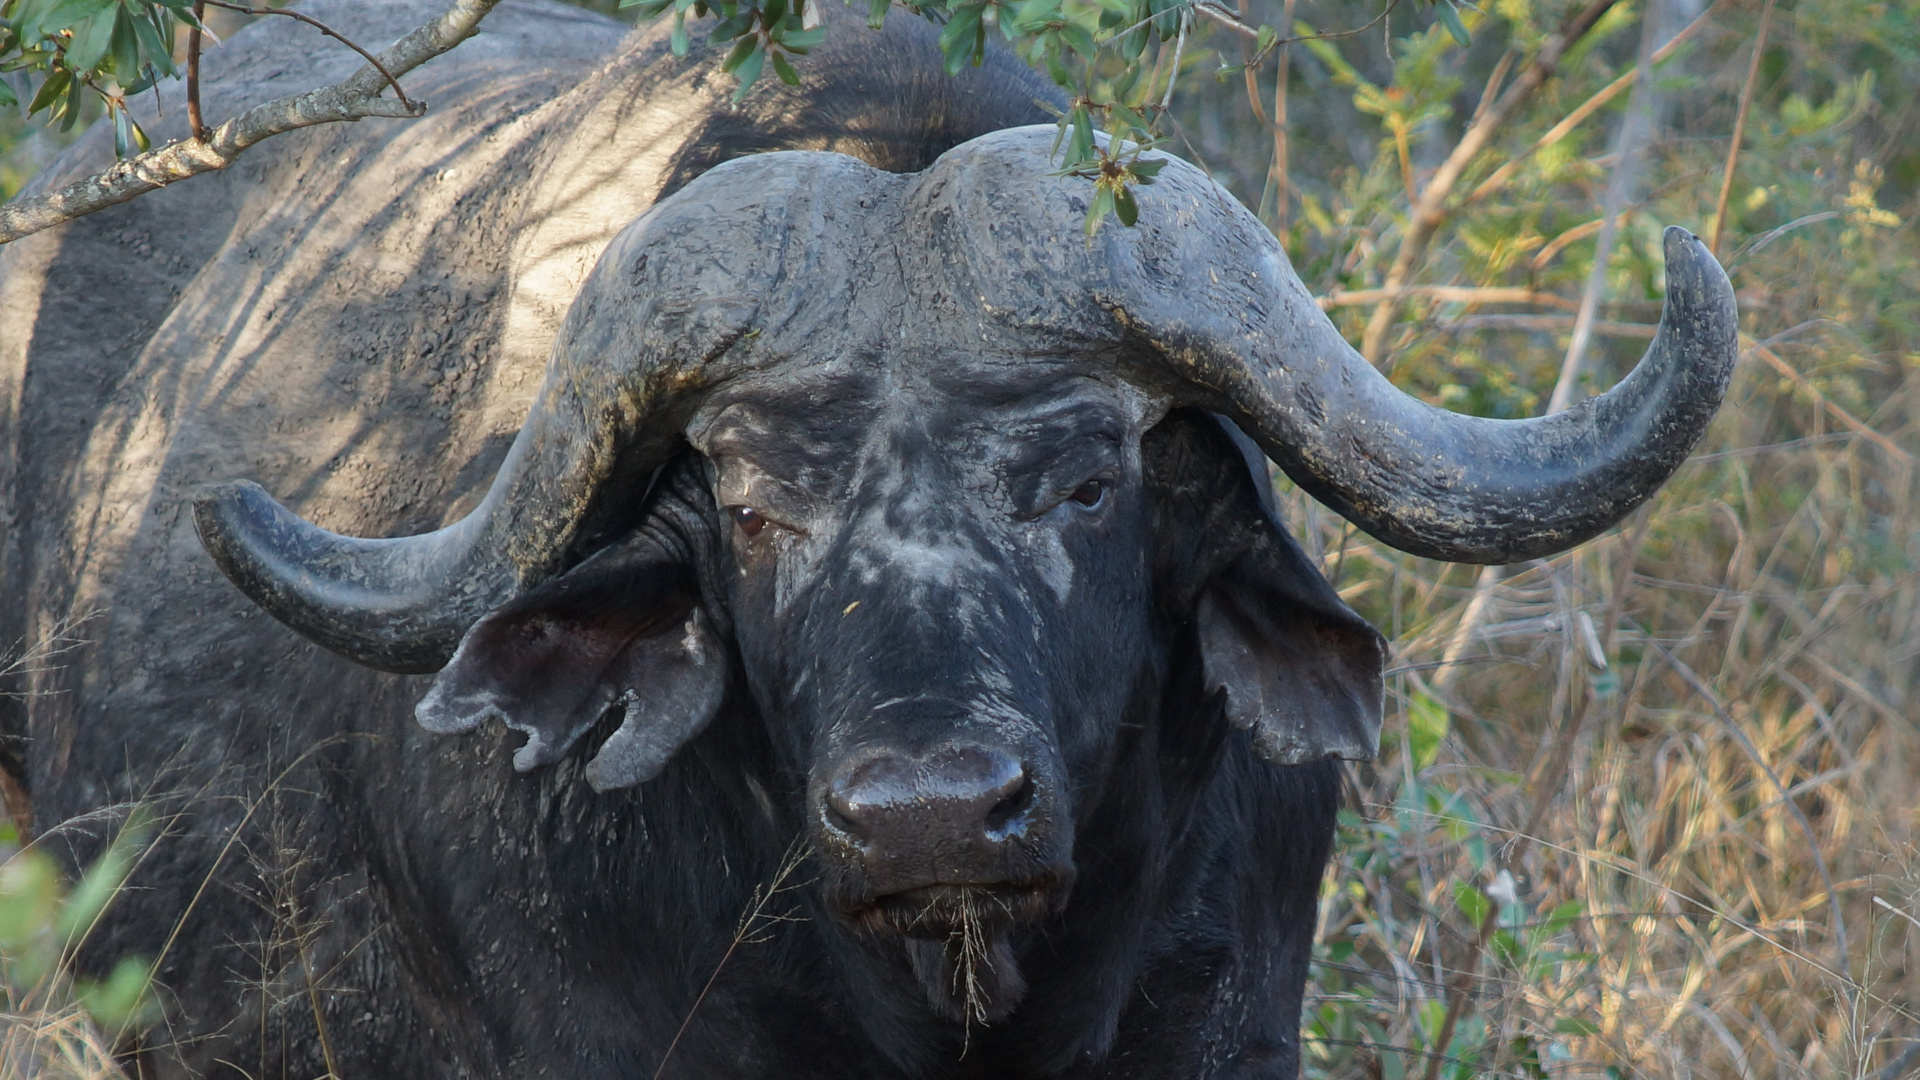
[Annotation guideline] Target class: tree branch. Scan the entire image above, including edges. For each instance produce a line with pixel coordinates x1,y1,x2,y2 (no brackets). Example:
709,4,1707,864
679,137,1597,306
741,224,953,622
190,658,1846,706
1709,0,1771,256
0,0,502,247
187,0,208,140
1359,0,1621,364
1466,0,1720,207
201,0,415,110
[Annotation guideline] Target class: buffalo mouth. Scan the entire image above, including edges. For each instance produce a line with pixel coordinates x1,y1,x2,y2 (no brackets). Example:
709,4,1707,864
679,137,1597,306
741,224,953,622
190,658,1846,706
844,882,1066,1025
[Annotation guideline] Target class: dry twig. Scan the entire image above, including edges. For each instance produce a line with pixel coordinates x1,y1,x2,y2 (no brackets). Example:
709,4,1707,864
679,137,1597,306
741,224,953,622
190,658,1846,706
1709,0,1773,256
1359,0,1622,363
1466,0,1722,206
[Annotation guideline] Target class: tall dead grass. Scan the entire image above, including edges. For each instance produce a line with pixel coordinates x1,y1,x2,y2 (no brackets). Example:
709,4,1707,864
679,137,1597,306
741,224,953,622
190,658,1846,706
1292,332,1920,1077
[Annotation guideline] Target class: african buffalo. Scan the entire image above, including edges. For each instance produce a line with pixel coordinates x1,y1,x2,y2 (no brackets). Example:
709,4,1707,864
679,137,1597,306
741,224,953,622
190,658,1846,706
0,0,1736,1076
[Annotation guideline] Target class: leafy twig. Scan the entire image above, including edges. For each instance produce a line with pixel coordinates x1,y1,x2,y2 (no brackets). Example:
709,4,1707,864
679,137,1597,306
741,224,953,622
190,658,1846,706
0,0,501,246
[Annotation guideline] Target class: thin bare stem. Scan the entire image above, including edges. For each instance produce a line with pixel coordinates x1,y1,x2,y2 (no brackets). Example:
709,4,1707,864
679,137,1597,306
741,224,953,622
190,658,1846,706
201,0,414,109
1710,0,1773,256
652,838,813,1080
1271,0,1296,230
1550,0,1662,415
1238,0,1267,125
1159,8,1190,111
1418,617,1599,1080
1318,284,1585,309
186,1,207,141
1195,0,1405,61
1746,334,1911,462
0,0,501,246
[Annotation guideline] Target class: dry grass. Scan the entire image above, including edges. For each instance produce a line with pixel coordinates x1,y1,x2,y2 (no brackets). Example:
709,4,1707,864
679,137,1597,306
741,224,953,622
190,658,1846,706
0,1006,129,1080
1290,339,1920,1077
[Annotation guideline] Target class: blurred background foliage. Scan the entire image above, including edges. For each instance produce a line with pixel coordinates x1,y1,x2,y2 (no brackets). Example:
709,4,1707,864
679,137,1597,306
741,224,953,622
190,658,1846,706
4,0,1919,1075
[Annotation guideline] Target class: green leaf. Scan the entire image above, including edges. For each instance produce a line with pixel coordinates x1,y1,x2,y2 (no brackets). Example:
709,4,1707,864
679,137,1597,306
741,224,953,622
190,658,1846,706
64,9,115,73
763,0,789,24
1491,927,1524,967
134,6,176,78
1454,882,1491,926
671,11,690,56
112,104,132,157
1042,38,1071,86
1059,21,1095,59
77,955,157,1032
1109,102,1148,141
1083,184,1115,235
710,13,754,43
730,39,766,101
1436,0,1472,47
1254,23,1276,53
938,4,983,75
781,26,825,48
57,811,147,942
20,0,115,42
1554,1017,1601,1036
1063,104,1095,167
1129,157,1164,179
771,48,799,85
28,65,70,117
1407,689,1449,769
0,849,61,950
1544,899,1585,935
867,0,890,29
720,33,757,72
0,80,16,109
109,7,141,81
1112,183,1137,226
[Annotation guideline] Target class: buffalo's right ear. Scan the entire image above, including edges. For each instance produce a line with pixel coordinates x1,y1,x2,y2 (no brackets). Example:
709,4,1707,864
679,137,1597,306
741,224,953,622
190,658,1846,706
414,529,727,792
1149,411,1386,766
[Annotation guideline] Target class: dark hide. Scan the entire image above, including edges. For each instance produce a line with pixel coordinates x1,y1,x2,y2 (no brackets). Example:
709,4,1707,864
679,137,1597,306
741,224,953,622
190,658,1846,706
407,408,1377,1077
3,3,1381,1077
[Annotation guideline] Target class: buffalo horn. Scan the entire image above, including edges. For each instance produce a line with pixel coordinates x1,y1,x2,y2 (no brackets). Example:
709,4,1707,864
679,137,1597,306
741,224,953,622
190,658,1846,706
192,154,868,673
927,127,1740,564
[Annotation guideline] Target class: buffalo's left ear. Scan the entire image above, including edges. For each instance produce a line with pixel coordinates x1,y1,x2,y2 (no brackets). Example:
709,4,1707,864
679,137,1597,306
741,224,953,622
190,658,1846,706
1151,412,1386,765
414,529,728,791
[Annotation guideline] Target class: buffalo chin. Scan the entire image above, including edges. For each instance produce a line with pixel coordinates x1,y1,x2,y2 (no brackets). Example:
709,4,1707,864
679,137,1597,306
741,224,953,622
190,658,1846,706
849,884,1053,1024
906,930,1027,1025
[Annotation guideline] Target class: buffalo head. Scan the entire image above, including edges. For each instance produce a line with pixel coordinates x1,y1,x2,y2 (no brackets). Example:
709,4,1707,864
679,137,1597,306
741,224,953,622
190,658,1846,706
193,127,1736,1030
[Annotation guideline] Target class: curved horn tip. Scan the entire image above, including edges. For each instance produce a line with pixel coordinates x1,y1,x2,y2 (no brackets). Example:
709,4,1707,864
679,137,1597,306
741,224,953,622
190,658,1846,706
192,479,288,585
191,480,453,675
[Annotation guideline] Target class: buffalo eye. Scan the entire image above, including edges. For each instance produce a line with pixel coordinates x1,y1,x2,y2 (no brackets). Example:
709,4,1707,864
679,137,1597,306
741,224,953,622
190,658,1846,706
729,506,767,538
1068,479,1108,510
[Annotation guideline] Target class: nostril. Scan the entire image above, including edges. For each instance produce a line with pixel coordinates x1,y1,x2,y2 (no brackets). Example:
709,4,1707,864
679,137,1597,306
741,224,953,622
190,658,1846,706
824,793,865,840
823,746,1033,849
983,774,1033,835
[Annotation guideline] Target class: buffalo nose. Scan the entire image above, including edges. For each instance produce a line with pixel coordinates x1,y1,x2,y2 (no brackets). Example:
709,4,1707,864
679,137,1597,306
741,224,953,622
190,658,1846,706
826,745,1032,849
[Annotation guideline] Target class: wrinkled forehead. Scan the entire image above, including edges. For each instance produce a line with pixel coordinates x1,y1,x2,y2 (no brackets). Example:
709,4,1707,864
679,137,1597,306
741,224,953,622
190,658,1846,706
686,353,1167,462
